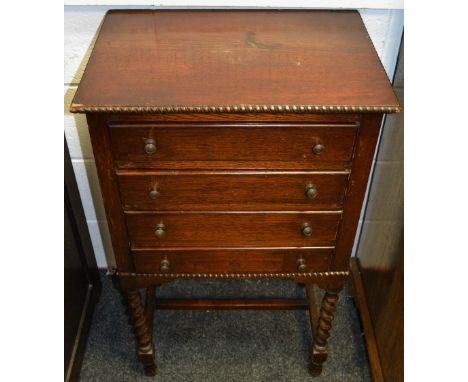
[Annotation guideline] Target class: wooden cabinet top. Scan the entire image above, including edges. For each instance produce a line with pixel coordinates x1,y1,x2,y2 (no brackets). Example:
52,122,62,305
70,10,399,114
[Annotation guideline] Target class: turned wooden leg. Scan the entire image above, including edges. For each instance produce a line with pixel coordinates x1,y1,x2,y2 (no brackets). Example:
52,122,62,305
125,290,157,376
310,288,341,377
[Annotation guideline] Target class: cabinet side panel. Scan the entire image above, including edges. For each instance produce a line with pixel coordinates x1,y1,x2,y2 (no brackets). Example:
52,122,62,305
86,114,134,273
333,113,383,270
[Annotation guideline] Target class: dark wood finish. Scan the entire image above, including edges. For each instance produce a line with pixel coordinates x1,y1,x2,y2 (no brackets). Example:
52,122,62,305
125,290,157,376
126,211,341,248
332,113,383,270
352,235,404,381
71,10,398,111
109,112,362,123
130,270,350,290
110,122,358,170
64,139,101,382
86,115,135,281
155,298,309,310
118,171,349,211
72,9,399,377
349,258,385,382
305,284,319,339
353,38,403,381
145,286,156,342
372,249,403,382
133,248,333,274
310,288,342,376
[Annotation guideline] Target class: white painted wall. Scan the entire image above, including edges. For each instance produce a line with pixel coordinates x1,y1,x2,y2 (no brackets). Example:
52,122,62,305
64,2,403,268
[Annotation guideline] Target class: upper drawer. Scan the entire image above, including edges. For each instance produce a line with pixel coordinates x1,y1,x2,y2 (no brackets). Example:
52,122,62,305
109,123,358,170
125,211,341,248
118,171,348,211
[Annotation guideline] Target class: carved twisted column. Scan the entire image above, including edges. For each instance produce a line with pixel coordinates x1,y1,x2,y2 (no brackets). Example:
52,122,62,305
125,290,157,376
310,289,340,376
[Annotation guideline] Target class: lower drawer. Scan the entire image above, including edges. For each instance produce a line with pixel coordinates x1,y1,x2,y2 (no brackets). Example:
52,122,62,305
126,211,341,248
132,248,333,274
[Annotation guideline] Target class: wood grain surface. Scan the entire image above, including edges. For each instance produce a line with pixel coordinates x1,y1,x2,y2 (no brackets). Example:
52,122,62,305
86,115,135,276
109,122,358,170
332,114,383,270
153,298,310,310
117,171,349,211
76,9,397,377
71,10,398,111
108,113,362,123
125,211,342,248
133,248,333,274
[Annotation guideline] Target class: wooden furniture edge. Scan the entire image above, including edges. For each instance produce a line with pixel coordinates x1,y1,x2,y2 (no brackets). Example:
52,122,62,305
86,114,136,286
332,113,383,270
349,257,385,382
112,270,349,278
154,298,310,310
64,284,100,382
71,105,400,114
64,139,102,382
113,270,350,290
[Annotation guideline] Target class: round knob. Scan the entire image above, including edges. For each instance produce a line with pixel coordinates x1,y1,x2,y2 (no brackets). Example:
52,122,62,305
305,184,318,199
160,258,170,273
301,223,313,237
149,188,160,200
297,258,307,272
154,223,166,238
312,144,325,155
144,138,157,154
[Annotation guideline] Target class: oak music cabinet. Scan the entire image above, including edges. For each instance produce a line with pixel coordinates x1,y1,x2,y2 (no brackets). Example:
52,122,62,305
70,9,399,377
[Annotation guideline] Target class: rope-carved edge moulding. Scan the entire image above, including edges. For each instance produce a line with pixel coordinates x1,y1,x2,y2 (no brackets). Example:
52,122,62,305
70,104,400,114
110,270,350,279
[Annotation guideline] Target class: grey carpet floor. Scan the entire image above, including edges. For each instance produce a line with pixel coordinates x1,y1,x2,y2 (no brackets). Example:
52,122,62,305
79,273,370,381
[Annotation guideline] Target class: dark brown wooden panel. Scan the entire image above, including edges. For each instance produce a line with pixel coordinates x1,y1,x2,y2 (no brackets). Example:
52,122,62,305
332,113,383,270
64,139,101,382
69,8,399,378
71,10,398,111
354,42,404,381
133,248,332,274
349,258,385,381
109,123,358,170
154,298,309,310
108,113,362,123
126,212,341,248
118,171,349,211
86,115,135,277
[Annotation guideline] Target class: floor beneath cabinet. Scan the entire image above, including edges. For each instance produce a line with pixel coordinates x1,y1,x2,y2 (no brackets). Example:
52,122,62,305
79,271,371,381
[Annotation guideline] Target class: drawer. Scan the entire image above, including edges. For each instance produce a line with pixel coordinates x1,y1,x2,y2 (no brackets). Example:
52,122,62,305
126,212,341,248
109,122,358,170
118,171,349,211
132,248,333,274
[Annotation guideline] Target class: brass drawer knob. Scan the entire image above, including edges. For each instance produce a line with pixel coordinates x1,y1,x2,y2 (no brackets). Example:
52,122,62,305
297,258,307,272
305,183,318,199
154,223,166,238
160,258,170,273
144,138,157,154
149,188,160,200
312,144,325,155
301,223,313,237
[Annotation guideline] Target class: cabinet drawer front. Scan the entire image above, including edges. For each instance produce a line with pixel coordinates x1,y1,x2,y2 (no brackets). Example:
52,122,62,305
133,248,332,274
118,171,349,211
110,123,358,169
126,212,341,248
